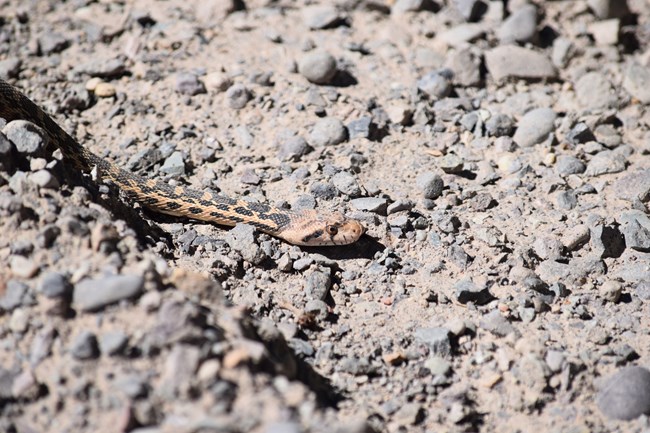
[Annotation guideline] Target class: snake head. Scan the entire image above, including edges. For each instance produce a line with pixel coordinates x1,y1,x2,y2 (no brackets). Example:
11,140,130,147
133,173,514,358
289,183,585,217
290,210,365,246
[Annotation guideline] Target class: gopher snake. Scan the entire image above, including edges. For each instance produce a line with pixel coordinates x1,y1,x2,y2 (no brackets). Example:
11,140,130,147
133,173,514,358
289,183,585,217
0,79,364,246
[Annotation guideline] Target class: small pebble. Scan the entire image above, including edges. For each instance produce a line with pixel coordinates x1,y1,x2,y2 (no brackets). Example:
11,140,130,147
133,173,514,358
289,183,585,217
73,275,145,312
309,117,347,147
70,331,100,360
416,172,444,199
225,83,252,109
3,120,48,155
175,72,206,96
298,51,337,85
513,108,556,148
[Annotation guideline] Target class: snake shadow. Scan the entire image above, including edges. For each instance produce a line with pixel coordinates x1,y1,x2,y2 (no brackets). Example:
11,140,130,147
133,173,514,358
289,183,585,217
302,233,385,260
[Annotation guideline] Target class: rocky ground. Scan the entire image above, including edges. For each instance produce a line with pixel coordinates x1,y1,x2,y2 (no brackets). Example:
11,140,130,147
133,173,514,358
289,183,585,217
1,0,650,432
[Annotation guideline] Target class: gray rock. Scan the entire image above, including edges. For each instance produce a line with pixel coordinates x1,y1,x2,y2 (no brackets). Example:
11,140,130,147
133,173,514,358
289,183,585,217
438,24,486,47
600,280,622,303
73,275,145,312
585,150,626,176
555,155,586,176
425,355,452,376
485,114,514,137
304,299,329,320
417,71,452,100
175,72,206,96
277,136,312,161
347,117,373,139
310,182,338,199
414,327,451,357
591,225,625,258
612,169,650,202
159,151,186,177
439,154,464,174
479,310,517,337
240,168,260,185
513,108,556,147
533,236,563,260
416,172,444,199
305,270,331,301
621,212,650,252
453,0,486,22
332,171,361,197
302,5,342,29
293,257,314,272
635,281,650,300
38,32,69,54
597,366,650,420
387,199,414,215
0,58,21,79
265,422,302,433
3,120,48,155
575,72,618,110
623,63,650,104
30,326,56,366
565,123,595,145
454,278,493,305
594,124,621,148
298,51,337,85
70,331,100,360
225,83,251,109
446,48,481,87
158,345,201,398
545,350,565,373
309,117,347,147
0,280,33,311
392,0,429,13
75,58,127,78
292,194,316,210
115,375,148,399
556,190,577,210
99,331,129,356
38,272,72,299
470,192,495,212
552,37,574,68
29,170,59,189
587,0,630,19
497,4,537,44
351,197,388,214
226,224,266,265
485,46,556,81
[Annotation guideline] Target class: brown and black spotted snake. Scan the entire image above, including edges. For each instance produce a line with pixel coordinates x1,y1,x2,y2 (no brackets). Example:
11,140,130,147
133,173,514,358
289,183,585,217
0,79,364,246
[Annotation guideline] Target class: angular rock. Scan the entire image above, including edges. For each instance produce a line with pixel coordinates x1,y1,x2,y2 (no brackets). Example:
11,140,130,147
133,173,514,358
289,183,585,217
485,46,556,82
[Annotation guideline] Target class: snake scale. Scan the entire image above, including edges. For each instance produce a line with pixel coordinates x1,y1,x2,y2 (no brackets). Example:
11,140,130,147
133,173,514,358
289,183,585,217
0,79,364,246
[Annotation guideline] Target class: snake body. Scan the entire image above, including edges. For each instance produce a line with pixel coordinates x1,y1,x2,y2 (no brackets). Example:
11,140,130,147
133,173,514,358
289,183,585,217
0,79,364,246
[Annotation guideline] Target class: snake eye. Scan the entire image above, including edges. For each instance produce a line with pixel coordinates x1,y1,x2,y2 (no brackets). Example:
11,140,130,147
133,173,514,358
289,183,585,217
326,225,338,236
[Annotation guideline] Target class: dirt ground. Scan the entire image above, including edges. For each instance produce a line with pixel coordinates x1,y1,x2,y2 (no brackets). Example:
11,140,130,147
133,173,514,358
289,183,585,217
1,0,650,432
